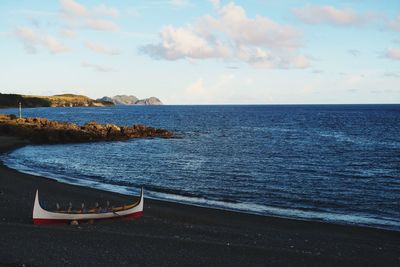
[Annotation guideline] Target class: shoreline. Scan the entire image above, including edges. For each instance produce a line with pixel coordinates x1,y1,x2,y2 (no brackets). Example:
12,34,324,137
4,155,400,234
3,140,399,233
0,136,399,266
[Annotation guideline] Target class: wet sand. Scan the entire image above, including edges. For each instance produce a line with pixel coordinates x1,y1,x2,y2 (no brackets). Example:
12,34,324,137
0,136,399,266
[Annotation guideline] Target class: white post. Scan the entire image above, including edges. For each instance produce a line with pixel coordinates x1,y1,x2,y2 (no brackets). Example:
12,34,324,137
19,102,22,119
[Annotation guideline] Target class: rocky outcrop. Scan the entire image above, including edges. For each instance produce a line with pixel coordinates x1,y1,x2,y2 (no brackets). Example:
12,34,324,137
135,97,163,105
98,95,139,105
44,94,114,107
98,96,114,103
114,95,138,105
0,114,173,144
98,95,163,105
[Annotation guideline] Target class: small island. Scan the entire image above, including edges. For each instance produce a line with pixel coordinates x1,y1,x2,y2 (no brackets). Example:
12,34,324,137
98,95,163,105
0,114,173,144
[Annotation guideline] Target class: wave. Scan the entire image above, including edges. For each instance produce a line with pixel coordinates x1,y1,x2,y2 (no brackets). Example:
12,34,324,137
2,105,400,232
318,131,400,148
2,155,400,232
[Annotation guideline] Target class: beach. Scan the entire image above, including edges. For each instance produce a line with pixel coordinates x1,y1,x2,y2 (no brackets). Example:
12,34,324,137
0,136,399,266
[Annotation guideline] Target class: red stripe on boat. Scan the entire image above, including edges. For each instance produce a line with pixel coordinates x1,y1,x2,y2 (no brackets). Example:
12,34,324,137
33,211,144,225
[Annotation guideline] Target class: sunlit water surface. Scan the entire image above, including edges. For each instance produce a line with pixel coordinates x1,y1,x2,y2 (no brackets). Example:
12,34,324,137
2,105,399,230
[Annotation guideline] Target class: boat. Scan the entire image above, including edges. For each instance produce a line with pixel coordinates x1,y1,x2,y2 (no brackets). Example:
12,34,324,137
32,188,144,225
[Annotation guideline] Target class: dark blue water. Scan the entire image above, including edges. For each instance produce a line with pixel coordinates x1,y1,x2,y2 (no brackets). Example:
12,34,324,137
2,105,400,230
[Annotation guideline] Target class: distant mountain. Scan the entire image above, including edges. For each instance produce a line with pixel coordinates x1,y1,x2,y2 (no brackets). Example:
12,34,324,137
99,95,163,105
104,95,138,105
99,96,114,103
135,97,163,105
0,93,113,108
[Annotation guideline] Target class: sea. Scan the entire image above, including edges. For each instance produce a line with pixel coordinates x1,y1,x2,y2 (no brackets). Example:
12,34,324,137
1,105,399,231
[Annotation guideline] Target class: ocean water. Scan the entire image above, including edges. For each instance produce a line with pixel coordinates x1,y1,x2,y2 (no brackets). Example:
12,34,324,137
1,105,400,230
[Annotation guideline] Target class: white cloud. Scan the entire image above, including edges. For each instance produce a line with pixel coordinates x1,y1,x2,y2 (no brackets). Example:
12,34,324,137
15,27,38,53
348,49,360,56
185,79,208,99
169,74,275,104
140,2,308,69
293,5,375,26
61,28,77,38
61,0,88,17
93,4,119,17
42,35,69,53
385,47,400,60
61,0,118,18
218,3,301,48
388,16,400,32
86,18,119,32
180,74,235,104
60,0,120,32
141,25,231,60
293,55,310,69
81,62,115,72
85,41,120,55
209,0,220,9
15,26,69,54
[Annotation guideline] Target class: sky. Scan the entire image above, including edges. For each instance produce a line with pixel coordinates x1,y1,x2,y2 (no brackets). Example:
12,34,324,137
0,0,399,104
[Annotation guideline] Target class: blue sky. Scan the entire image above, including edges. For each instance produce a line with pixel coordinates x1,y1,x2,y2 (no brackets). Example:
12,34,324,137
0,0,399,104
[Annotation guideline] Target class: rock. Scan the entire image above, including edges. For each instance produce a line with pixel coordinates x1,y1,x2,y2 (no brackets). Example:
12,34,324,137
98,95,139,105
0,114,16,122
97,95,163,105
105,124,121,132
135,97,163,105
113,95,138,105
0,114,174,144
83,121,104,131
98,96,114,103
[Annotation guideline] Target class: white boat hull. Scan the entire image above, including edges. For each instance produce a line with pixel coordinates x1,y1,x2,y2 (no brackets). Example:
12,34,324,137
32,189,144,224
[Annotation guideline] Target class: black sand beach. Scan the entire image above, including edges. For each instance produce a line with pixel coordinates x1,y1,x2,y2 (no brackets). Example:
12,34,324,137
0,136,399,266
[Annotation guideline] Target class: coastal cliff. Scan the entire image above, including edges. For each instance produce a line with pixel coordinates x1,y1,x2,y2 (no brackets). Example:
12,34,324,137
0,114,173,144
135,97,163,105
98,95,163,105
39,94,114,107
0,93,113,108
0,93,51,108
0,93,163,108
99,95,138,105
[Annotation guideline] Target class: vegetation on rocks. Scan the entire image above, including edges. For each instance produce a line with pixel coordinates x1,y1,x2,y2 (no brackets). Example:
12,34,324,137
32,94,114,107
0,93,51,108
0,93,113,108
98,95,163,105
0,114,173,144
